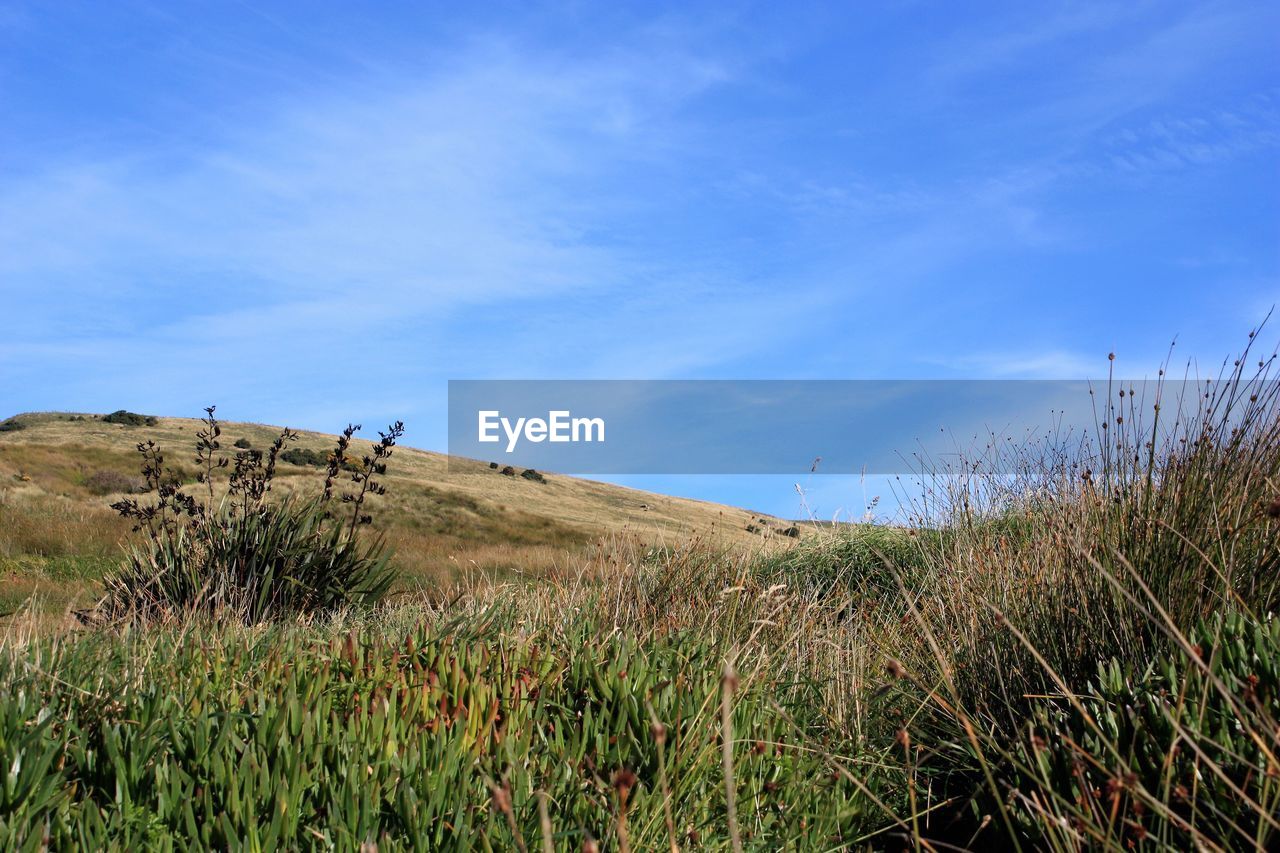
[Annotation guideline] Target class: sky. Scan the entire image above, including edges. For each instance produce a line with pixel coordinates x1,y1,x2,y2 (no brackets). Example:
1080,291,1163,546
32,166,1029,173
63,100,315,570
1,1,1277,518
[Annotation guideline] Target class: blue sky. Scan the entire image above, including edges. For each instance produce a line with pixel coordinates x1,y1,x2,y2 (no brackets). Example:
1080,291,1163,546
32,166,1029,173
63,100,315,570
1,1,1277,518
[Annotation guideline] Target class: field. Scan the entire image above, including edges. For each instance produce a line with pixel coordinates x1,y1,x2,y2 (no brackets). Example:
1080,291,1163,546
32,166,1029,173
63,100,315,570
0,412,795,623
1,346,1278,850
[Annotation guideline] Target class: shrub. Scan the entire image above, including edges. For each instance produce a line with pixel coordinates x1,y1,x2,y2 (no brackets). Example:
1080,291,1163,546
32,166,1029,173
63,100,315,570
233,437,252,449
0,418,24,432
101,410,157,427
82,469,144,496
520,468,546,483
102,496,393,623
280,447,327,466
95,407,404,623
280,446,360,470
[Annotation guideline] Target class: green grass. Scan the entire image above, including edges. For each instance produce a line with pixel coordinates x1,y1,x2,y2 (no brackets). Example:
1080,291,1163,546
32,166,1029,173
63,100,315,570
0,555,118,581
6,523,1272,850
0,576,895,850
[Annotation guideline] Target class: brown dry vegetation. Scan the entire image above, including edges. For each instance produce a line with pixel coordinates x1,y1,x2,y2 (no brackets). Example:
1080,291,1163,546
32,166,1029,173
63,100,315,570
0,411,798,621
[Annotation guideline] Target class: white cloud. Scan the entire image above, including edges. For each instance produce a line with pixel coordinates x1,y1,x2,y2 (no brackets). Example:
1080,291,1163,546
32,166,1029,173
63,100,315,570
0,40,733,339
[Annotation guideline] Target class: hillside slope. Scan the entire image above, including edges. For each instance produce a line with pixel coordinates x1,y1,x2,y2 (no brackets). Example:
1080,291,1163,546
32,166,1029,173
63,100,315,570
0,411,798,616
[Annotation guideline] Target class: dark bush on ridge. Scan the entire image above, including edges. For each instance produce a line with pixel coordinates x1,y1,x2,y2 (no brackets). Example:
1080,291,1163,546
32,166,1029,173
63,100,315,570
102,410,158,426
280,446,361,470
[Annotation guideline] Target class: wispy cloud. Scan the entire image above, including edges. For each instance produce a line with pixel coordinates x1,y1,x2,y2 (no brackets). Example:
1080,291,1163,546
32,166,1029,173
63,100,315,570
1,2,1275,459
0,38,757,382
2,44,718,304
1099,93,1280,173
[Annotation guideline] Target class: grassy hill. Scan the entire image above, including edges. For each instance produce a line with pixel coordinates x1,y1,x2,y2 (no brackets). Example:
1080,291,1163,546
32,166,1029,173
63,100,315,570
0,410,799,619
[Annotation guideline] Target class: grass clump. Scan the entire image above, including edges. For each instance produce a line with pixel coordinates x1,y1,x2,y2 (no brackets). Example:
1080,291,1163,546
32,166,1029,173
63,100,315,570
93,407,405,624
755,524,927,599
101,496,394,624
864,329,1280,849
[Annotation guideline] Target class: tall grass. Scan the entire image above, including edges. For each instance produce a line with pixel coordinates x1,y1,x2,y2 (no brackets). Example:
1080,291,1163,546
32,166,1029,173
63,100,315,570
867,331,1280,848
0,492,127,563
0,332,1277,849
0,544,902,850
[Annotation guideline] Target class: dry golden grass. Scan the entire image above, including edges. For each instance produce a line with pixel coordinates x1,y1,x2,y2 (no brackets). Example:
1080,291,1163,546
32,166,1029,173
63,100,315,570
0,492,128,559
0,411,802,615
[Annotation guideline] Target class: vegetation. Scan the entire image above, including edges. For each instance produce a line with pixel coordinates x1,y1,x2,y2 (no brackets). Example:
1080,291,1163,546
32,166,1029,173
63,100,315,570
82,469,144,496
280,446,333,467
101,410,158,427
95,408,404,624
0,331,1277,849
0,418,778,593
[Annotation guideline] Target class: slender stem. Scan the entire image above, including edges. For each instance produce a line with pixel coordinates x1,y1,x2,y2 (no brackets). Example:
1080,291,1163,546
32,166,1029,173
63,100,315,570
721,657,742,853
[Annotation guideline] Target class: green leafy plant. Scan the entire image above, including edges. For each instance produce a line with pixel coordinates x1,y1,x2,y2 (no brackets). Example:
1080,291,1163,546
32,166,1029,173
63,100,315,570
1001,614,1280,850
0,560,893,850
